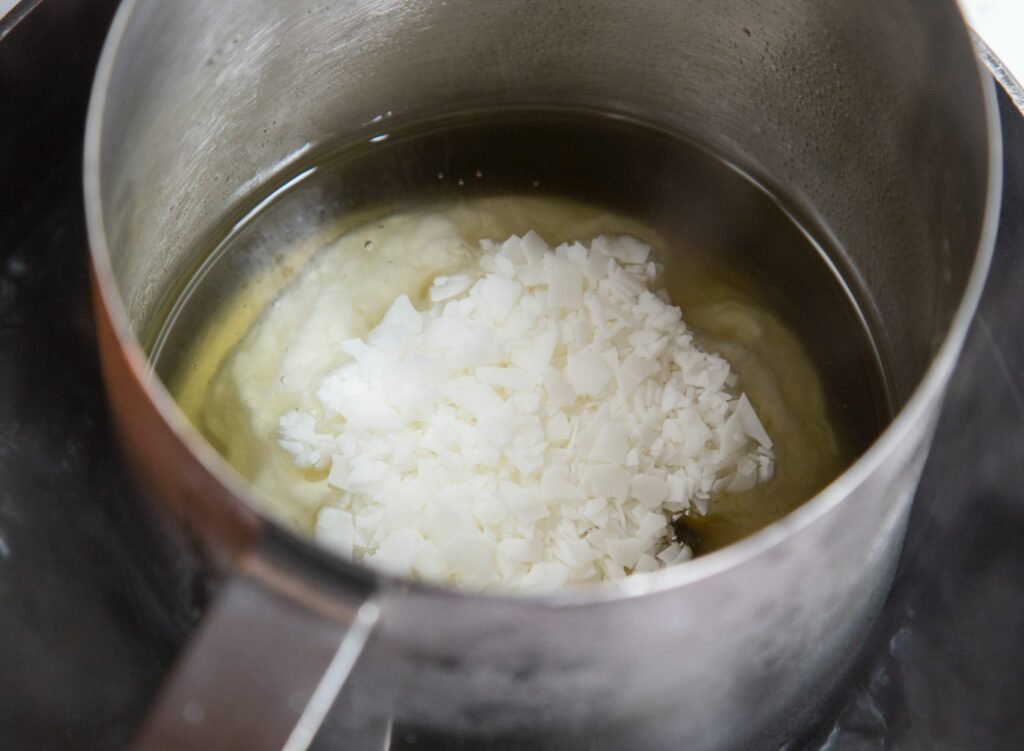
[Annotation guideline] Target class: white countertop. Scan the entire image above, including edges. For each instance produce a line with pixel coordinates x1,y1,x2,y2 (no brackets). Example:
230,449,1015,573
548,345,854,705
961,0,1024,83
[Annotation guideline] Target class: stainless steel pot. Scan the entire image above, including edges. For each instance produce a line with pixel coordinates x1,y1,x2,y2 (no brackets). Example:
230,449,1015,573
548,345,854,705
83,1,1001,749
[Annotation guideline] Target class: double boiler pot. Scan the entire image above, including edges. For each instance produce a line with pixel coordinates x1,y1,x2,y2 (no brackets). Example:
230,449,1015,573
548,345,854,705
84,0,1000,748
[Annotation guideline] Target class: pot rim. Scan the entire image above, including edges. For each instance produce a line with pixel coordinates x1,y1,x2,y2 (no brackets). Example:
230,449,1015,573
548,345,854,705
83,0,1004,608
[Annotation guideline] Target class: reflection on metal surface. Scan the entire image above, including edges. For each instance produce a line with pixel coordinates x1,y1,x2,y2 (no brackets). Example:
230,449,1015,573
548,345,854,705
130,572,379,751
801,64,1024,751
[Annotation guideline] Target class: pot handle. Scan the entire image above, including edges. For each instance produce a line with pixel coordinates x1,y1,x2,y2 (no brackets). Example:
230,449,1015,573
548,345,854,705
130,552,380,751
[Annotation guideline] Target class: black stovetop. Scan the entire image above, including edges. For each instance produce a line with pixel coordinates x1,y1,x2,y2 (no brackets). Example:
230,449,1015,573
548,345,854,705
2,3,1024,749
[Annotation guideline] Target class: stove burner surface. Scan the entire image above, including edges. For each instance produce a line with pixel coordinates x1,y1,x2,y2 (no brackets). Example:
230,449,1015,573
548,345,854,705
2,3,1023,748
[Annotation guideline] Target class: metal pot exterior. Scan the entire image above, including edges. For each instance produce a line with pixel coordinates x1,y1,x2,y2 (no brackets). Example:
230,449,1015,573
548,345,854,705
84,0,1000,748
362,418,932,749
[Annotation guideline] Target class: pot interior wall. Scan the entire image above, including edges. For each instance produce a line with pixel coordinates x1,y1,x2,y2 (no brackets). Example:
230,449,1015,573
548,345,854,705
93,0,990,408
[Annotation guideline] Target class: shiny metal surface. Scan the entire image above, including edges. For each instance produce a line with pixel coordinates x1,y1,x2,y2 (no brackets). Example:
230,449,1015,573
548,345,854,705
83,1,1000,749
131,563,379,751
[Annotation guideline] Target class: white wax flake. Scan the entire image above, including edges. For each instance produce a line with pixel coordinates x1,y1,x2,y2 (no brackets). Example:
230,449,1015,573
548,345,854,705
593,234,651,265
347,458,388,487
544,255,583,309
475,274,523,320
378,294,423,334
510,327,558,376
734,393,773,449
478,416,515,448
540,467,588,502
314,508,356,558
542,367,576,407
588,421,630,465
430,273,475,302
630,474,669,508
588,464,631,502
476,366,534,392
545,411,572,443
278,409,326,468
278,229,775,591
565,353,612,396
